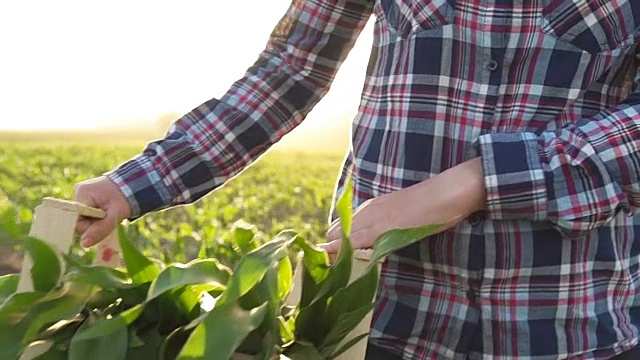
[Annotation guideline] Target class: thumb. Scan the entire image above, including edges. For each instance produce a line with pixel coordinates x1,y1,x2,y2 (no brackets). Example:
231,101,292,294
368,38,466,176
81,211,119,248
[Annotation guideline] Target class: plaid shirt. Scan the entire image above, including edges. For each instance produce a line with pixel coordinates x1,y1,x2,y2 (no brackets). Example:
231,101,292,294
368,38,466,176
107,0,640,358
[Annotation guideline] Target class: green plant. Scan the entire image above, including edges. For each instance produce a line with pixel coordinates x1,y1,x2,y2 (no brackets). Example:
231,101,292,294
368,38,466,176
0,141,342,266
0,183,440,359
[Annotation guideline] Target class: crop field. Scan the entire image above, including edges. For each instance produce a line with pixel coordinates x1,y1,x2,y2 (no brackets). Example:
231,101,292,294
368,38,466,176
0,131,346,271
0,131,429,359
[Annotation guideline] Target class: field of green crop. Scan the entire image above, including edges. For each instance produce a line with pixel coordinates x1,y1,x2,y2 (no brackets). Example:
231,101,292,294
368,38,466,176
0,132,345,271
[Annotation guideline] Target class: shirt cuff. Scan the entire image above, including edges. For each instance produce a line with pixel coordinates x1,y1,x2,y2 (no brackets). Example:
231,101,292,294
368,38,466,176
477,132,548,222
104,154,174,219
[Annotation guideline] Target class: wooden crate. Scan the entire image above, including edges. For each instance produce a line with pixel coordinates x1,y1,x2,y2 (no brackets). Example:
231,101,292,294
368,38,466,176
18,198,122,360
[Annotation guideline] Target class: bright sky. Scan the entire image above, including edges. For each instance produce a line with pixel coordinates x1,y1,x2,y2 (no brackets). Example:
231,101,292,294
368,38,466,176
0,1,373,130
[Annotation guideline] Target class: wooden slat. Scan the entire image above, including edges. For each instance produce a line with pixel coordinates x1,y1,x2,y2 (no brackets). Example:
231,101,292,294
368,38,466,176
337,249,379,360
41,197,105,219
17,204,78,292
93,229,123,267
354,249,374,262
18,198,124,360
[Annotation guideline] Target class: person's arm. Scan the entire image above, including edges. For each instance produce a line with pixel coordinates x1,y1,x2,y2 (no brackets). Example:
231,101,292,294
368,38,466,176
324,49,640,251
75,0,373,246
478,54,640,237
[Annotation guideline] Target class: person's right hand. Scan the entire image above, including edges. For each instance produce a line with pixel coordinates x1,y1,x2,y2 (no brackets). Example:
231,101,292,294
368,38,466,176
74,176,132,248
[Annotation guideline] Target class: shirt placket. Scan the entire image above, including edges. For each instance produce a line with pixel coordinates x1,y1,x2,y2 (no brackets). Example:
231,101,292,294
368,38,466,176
471,0,516,356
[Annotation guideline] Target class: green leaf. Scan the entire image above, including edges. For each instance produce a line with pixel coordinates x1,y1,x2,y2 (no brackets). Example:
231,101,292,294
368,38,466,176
173,284,222,319
277,256,293,301
295,180,361,345
284,342,323,360
24,237,61,292
369,224,443,268
307,177,356,307
217,231,297,307
300,189,354,308
335,178,353,238
0,283,91,359
21,285,91,343
320,304,373,352
252,261,283,360
278,316,295,346
328,332,369,360
118,225,160,284
32,343,68,360
293,237,330,286
323,264,378,348
34,316,85,357
159,328,191,360
0,274,19,303
295,250,356,345
298,265,322,310
126,326,164,360
69,317,128,360
72,304,144,341
64,264,136,290
0,291,46,325
146,259,231,302
177,301,268,360
197,235,208,260
233,221,258,255
0,206,23,239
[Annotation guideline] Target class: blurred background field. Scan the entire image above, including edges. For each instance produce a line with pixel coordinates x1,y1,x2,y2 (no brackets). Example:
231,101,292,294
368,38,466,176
0,0,374,275
0,128,349,274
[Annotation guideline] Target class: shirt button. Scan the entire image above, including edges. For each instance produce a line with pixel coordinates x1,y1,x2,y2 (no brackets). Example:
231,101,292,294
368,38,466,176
487,59,499,71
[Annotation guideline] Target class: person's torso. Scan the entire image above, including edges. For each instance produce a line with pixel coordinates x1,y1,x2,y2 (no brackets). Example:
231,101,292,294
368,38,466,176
333,1,640,358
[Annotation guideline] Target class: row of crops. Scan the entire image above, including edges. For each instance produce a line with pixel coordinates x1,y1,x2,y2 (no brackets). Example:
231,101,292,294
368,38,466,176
0,141,345,269
0,137,443,359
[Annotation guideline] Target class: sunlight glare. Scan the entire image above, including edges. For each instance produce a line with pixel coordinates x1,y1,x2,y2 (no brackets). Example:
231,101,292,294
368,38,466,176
0,1,373,131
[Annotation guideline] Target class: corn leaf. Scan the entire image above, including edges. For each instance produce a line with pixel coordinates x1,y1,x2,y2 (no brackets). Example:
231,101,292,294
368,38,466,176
118,225,160,284
32,344,68,360
277,256,293,301
319,304,373,354
177,301,268,360
0,274,19,304
146,259,231,302
233,221,258,255
295,181,354,344
72,304,144,342
368,224,443,270
63,264,136,290
322,264,378,347
69,316,128,360
216,231,297,307
24,237,61,292
0,283,90,359
285,342,324,360
328,332,369,360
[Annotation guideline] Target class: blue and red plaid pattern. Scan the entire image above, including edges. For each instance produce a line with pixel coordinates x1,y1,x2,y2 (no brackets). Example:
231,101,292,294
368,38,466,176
107,0,640,358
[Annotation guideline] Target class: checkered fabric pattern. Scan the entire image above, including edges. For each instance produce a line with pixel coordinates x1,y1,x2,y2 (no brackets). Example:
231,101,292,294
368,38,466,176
107,0,640,358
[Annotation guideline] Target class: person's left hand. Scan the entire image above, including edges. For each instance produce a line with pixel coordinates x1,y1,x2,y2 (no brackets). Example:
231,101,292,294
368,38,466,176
321,158,487,254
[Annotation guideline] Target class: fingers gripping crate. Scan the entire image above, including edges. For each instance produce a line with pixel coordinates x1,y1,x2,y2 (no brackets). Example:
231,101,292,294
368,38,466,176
18,198,123,360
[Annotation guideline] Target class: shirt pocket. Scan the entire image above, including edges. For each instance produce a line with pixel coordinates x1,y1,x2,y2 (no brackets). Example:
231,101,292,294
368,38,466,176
377,0,455,39
541,0,639,54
